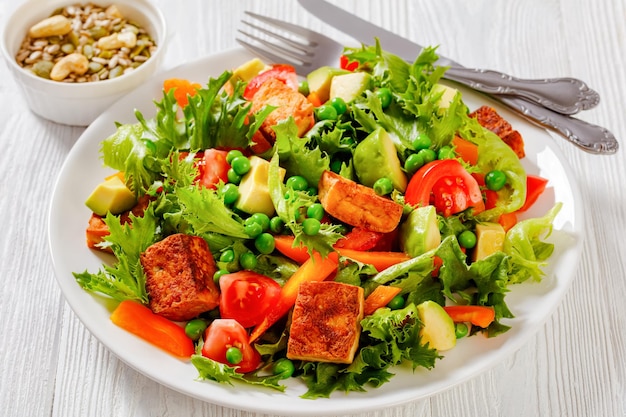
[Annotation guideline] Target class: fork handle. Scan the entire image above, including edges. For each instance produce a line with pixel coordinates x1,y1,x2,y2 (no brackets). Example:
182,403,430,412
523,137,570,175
444,66,600,115
496,95,618,154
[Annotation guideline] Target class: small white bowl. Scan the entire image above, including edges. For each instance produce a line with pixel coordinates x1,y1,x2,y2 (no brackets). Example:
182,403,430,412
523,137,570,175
1,0,166,126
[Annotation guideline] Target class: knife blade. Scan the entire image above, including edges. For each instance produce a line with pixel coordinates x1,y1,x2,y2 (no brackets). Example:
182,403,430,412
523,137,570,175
296,0,618,154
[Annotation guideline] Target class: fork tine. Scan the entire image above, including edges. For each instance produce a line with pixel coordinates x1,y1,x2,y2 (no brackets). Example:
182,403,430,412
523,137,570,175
243,11,320,44
237,29,313,65
236,38,311,71
240,21,312,56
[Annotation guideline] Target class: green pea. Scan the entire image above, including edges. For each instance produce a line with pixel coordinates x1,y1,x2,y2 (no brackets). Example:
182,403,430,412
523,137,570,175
387,295,405,310
226,149,243,164
330,97,347,115
230,156,251,176
417,148,437,164
404,153,425,174
458,230,477,249
219,249,235,263
221,183,239,205
376,87,392,108
455,322,469,339
225,346,243,365
412,133,432,151
330,158,343,174
244,222,263,238
255,233,275,254
437,145,455,160
306,203,324,221
373,177,393,196
315,104,338,121
227,168,241,184
185,318,208,341
272,358,295,379
250,212,271,231
213,269,229,285
270,216,285,233
299,80,310,96
306,186,318,196
302,218,321,236
485,170,507,191
286,175,308,191
239,251,258,270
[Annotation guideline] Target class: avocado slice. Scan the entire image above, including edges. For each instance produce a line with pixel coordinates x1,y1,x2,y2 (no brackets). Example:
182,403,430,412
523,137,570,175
231,58,267,84
329,71,371,103
353,127,407,192
235,156,285,217
398,205,441,257
85,175,136,216
417,300,456,351
306,66,349,103
472,222,506,261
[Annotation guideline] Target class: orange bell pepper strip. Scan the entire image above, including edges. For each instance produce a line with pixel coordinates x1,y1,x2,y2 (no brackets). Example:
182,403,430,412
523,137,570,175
452,136,479,166
335,248,411,272
443,305,496,328
110,300,195,358
306,91,323,107
274,235,410,272
363,285,402,316
249,251,339,343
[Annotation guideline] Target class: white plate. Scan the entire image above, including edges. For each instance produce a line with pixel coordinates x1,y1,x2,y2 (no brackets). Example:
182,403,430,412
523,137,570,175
48,48,584,416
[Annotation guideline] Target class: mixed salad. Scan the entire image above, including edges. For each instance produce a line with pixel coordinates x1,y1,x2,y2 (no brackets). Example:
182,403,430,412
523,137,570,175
74,42,561,398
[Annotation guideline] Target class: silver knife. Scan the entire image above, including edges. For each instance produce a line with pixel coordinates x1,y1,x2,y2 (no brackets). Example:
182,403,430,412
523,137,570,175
297,0,618,154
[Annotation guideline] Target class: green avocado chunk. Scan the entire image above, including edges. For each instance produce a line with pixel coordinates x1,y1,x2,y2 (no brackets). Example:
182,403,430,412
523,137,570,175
399,205,441,257
353,127,407,192
329,71,371,103
85,175,136,216
306,66,349,103
417,300,456,351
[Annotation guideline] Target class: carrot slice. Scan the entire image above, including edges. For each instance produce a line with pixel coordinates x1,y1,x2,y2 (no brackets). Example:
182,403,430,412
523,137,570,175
443,305,496,328
163,78,201,107
111,300,195,358
336,248,411,272
249,251,339,343
363,285,402,316
273,235,311,264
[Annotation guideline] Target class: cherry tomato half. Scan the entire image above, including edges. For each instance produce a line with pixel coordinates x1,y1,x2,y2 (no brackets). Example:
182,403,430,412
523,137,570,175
219,271,282,328
405,159,485,217
201,319,261,373
196,149,230,190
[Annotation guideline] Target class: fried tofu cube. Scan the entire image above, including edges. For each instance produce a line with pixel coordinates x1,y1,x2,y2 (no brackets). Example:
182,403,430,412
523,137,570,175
469,105,525,158
287,281,364,364
318,170,403,233
140,233,220,321
250,78,314,142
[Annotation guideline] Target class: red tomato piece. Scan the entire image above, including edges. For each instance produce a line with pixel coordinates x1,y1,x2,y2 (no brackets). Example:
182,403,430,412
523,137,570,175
243,64,299,100
518,175,549,212
196,149,230,189
339,54,359,71
405,159,485,217
201,319,261,373
219,271,282,328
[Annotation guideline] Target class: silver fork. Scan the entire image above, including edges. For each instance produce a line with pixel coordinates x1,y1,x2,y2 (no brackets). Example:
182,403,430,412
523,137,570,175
236,12,618,154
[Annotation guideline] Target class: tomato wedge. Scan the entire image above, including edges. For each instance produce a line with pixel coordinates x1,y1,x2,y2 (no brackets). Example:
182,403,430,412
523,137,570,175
243,64,299,100
219,271,282,328
518,175,549,212
201,319,261,373
405,159,485,217
196,149,230,189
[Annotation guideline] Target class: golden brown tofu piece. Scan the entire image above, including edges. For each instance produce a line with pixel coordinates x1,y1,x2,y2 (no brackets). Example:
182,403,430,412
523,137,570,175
250,78,314,142
469,105,525,159
140,233,220,321
318,170,403,233
287,281,364,364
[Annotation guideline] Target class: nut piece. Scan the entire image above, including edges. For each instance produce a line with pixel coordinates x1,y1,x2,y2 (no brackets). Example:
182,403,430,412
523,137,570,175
105,5,124,19
28,15,72,38
97,31,137,50
50,53,89,81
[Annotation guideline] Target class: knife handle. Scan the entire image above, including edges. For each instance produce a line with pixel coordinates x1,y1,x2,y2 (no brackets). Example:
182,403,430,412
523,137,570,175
496,95,618,154
445,66,600,116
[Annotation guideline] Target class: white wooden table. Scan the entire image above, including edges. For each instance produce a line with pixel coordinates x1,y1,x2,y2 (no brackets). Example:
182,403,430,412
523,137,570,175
1,1,625,416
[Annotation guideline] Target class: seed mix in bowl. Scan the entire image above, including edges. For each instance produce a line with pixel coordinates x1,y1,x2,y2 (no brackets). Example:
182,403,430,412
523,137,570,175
16,3,157,83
